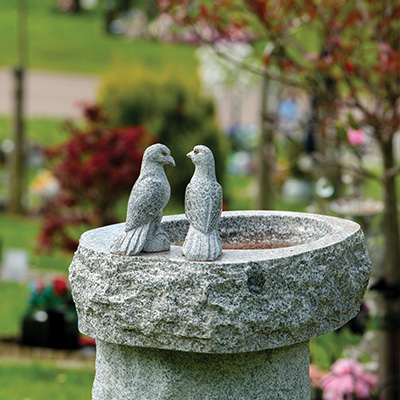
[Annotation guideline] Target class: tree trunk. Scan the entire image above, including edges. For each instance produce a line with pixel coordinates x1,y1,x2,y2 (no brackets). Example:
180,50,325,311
257,74,277,210
8,66,25,214
377,136,400,400
9,0,27,214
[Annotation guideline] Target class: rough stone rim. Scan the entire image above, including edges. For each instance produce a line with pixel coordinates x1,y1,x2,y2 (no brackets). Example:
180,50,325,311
78,210,361,264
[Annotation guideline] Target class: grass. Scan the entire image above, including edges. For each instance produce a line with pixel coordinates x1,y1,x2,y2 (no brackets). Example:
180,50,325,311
0,116,66,146
0,282,28,337
0,213,73,273
0,0,197,75
0,361,94,400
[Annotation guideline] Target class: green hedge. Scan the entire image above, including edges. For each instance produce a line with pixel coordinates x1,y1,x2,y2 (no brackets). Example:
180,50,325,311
99,65,229,203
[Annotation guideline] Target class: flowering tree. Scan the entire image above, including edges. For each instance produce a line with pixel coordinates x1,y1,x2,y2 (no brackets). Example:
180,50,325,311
160,1,399,396
38,104,153,252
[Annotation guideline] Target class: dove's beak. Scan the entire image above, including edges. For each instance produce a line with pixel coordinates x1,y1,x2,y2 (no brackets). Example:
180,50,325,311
166,155,175,167
187,151,193,159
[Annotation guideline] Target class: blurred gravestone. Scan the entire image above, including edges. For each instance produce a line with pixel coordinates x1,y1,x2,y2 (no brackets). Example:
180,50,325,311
1,249,29,282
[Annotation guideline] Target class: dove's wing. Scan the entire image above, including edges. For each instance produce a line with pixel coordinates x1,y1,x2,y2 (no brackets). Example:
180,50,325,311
125,178,167,231
185,180,222,234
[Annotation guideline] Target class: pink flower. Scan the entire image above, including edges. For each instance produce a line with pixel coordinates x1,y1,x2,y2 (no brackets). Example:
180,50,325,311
321,359,377,400
310,364,328,388
347,129,365,146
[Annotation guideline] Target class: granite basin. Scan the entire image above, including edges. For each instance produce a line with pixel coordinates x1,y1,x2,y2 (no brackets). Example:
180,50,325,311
69,211,371,354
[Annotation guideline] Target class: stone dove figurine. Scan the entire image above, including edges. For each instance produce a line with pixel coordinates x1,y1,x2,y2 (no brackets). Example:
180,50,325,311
183,145,223,261
110,143,175,256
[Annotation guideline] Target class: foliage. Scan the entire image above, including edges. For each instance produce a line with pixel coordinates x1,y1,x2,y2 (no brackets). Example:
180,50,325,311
38,103,152,252
160,1,399,150
99,64,230,202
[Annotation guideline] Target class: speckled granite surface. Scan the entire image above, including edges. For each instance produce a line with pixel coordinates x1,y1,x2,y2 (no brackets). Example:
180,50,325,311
69,211,371,354
92,340,310,400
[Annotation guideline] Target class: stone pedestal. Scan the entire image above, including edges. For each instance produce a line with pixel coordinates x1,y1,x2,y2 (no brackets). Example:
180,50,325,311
93,341,310,400
69,211,371,399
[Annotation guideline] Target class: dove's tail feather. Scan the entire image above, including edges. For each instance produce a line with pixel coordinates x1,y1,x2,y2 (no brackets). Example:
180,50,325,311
110,223,150,256
183,225,222,261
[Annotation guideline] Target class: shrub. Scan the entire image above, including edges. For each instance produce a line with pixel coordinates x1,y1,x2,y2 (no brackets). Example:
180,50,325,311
99,65,229,203
38,103,153,252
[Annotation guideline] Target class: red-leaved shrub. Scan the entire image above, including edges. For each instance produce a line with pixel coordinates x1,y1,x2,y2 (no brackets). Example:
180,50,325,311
38,103,154,252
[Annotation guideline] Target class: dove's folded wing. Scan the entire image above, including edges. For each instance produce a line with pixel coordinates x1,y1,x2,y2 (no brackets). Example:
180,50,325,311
125,179,166,231
185,181,222,234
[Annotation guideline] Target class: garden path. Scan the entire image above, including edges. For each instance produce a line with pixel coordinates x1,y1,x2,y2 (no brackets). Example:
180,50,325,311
0,67,261,128
0,68,99,119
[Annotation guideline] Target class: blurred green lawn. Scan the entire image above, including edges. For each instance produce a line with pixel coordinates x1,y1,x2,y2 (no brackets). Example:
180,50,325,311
0,362,94,400
0,282,28,337
0,0,197,75
0,116,66,145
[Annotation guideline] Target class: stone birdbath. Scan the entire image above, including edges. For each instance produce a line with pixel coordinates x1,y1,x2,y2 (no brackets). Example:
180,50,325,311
69,210,371,399
330,197,384,234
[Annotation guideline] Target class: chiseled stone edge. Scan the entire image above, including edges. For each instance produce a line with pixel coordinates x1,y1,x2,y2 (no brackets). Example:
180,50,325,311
69,211,371,354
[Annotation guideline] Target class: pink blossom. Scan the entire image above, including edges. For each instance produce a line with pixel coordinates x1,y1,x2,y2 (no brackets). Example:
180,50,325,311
304,52,320,62
378,42,393,70
331,358,364,375
309,364,328,388
347,129,365,146
321,359,378,400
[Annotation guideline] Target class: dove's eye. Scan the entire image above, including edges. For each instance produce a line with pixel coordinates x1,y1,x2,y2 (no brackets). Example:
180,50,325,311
194,149,199,154
161,151,167,156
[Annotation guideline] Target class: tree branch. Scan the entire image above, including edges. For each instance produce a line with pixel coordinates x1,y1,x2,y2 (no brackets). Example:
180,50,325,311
386,164,400,179
283,128,382,182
